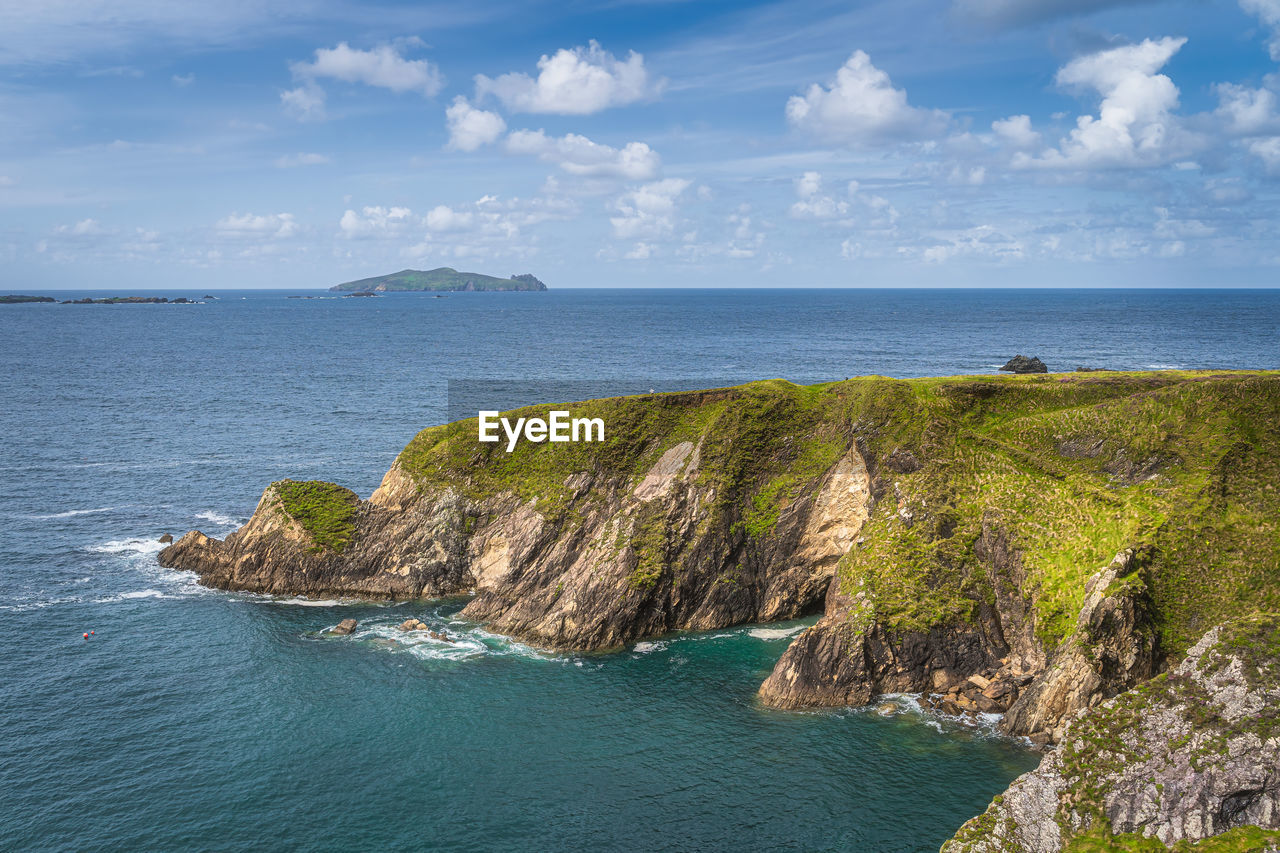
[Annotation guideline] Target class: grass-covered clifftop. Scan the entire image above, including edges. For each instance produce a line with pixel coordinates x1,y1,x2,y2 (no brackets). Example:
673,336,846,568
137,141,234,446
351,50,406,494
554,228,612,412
391,371,1280,659
272,479,360,553
329,268,547,292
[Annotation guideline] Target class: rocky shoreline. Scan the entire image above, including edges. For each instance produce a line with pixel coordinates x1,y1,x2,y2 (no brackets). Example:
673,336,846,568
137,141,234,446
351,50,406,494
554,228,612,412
158,371,1280,849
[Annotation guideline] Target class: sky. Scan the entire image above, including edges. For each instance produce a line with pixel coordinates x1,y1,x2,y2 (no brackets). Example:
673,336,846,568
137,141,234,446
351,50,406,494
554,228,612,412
3,0,1280,289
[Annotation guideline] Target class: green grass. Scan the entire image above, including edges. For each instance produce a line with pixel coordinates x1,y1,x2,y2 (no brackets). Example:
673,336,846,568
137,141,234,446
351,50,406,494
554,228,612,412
272,480,360,553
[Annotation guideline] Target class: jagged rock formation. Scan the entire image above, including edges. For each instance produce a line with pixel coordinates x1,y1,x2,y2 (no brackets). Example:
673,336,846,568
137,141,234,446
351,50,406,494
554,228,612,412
1000,549,1159,744
1001,355,1048,373
157,371,1280,849
943,615,1280,852
163,372,1280,722
163,382,873,650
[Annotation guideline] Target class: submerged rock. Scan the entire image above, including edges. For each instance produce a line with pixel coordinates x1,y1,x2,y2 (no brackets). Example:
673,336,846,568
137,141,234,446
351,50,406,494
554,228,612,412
944,614,1280,852
330,618,358,635
999,354,1048,373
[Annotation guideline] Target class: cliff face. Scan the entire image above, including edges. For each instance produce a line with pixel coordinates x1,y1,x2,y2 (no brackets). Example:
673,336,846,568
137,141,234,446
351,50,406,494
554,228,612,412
163,382,872,649
159,370,1280,848
943,615,1280,852
753,372,1280,751
162,372,1280,718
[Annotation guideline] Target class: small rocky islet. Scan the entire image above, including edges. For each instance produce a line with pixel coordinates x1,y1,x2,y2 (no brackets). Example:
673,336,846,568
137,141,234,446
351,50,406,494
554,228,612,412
158,370,1280,850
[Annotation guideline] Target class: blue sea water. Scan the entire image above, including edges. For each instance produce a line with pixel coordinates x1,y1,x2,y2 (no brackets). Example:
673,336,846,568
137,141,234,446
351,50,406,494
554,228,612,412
3,288,1278,852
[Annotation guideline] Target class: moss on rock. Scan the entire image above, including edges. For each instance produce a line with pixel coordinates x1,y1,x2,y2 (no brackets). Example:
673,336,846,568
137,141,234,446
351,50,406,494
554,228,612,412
272,480,360,553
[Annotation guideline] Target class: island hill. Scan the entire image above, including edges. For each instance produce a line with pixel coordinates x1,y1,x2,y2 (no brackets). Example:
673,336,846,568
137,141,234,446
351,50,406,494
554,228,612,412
329,268,547,293
159,370,1280,851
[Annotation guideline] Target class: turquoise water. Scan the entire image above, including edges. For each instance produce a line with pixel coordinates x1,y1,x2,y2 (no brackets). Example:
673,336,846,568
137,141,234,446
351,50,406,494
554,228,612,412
5,288,1278,851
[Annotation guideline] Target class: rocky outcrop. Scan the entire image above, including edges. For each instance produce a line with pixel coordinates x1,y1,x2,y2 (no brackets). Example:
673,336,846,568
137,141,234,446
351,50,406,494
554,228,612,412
758,544,1159,742
1000,549,1159,744
161,406,874,651
330,618,358,635
160,480,473,599
944,615,1280,851
1000,355,1048,373
758,514,1035,713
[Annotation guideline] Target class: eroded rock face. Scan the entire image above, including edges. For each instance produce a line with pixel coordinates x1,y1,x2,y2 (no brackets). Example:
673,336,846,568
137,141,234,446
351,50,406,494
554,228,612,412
160,443,873,652
160,480,472,599
1000,550,1159,744
944,615,1280,852
758,516,1033,712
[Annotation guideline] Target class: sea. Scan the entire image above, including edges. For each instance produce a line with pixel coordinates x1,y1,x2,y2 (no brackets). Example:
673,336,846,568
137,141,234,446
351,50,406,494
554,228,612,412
3,288,1278,852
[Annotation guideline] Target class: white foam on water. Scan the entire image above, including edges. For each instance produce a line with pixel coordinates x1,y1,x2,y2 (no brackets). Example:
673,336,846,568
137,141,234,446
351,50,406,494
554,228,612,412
632,640,668,654
0,596,83,613
868,692,1012,740
195,510,241,528
245,595,369,607
94,589,185,604
28,507,116,520
748,626,805,640
329,613,566,664
86,538,166,556
1146,363,1185,370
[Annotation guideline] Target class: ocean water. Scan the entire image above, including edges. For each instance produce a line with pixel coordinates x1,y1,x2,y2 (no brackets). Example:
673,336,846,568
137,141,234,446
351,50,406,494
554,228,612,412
3,288,1278,852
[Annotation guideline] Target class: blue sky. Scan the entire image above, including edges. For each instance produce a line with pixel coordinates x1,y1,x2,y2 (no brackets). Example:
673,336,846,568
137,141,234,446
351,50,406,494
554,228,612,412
3,0,1280,288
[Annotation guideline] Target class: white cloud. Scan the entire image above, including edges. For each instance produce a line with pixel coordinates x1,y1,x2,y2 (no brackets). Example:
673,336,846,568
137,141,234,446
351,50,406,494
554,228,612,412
624,242,653,259
274,152,330,168
216,212,297,238
1019,37,1190,168
505,129,660,179
0,175,13,187
1241,0,1280,59
291,41,443,96
1248,136,1280,173
1214,82,1280,136
610,178,690,239
281,82,326,121
171,73,194,87
789,171,850,219
425,205,474,232
445,96,506,151
476,40,660,114
786,50,949,145
57,218,104,236
339,206,413,237
992,114,1041,149
921,225,1024,264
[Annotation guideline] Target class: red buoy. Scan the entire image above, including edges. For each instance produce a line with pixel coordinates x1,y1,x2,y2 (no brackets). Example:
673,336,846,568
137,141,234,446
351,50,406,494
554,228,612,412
83,633,89,639
90,631,95,635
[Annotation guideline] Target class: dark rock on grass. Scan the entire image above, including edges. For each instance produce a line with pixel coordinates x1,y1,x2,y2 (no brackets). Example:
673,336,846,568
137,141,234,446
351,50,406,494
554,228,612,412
999,354,1048,373
330,618,358,635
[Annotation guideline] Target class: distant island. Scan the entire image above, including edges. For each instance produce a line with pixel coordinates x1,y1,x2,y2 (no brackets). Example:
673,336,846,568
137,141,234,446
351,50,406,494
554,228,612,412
1,294,201,305
329,268,548,293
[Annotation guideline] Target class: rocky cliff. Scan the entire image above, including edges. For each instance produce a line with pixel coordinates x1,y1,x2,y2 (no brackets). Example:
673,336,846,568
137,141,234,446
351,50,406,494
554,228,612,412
161,370,1280,848
163,382,873,649
943,614,1280,852
162,371,1280,722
